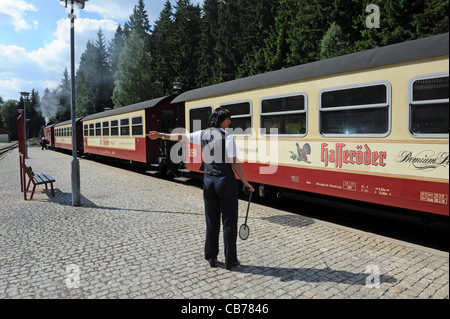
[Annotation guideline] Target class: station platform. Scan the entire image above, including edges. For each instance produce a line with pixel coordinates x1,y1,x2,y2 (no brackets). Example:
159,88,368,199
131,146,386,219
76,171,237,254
0,145,448,302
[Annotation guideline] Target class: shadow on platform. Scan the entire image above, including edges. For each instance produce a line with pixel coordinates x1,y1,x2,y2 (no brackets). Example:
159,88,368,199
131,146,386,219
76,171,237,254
232,263,397,285
261,214,315,228
47,189,202,216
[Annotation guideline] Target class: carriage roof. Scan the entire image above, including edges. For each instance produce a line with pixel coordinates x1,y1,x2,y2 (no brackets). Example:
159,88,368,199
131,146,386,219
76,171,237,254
172,33,449,104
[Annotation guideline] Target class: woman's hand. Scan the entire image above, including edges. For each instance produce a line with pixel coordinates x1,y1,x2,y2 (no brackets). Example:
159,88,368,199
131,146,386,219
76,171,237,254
243,182,255,193
146,131,160,140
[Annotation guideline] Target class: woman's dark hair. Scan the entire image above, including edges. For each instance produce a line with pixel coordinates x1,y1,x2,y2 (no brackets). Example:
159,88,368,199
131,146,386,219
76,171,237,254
208,107,232,128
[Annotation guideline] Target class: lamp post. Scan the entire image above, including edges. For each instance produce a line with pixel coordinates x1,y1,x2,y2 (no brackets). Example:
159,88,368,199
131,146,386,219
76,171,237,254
59,0,88,206
19,92,30,159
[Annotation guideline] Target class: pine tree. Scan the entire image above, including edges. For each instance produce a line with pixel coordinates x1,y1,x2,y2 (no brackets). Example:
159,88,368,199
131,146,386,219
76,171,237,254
54,68,71,122
197,0,220,86
319,22,351,60
28,89,45,137
236,0,279,78
150,0,176,96
76,28,113,116
94,28,114,112
413,0,449,35
171,0,202,91
124,0,152,50
288,0,334,66
262,0,297,71
0,99,18,139
108,24,125,77
112,30,154,107
215,0,241,82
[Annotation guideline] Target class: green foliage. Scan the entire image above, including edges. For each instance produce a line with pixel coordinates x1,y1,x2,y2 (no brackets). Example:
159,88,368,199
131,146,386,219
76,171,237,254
319,22,351,60
53,68,71,123
75,28,114,116
0,90,44,139
0,99,18,137
112,30,154,107
45,0,450,118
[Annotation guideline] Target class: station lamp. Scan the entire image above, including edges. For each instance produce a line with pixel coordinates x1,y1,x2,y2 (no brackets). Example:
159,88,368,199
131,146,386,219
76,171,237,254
59,0,88,9
19,91,30,159
58,0,89,206
173,82,184,91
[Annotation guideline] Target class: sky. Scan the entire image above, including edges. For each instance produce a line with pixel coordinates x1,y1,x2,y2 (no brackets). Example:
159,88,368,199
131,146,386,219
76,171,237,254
0,0,203,102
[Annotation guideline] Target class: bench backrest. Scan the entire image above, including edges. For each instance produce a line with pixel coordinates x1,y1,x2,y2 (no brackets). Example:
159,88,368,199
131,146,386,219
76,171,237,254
24,163,35,177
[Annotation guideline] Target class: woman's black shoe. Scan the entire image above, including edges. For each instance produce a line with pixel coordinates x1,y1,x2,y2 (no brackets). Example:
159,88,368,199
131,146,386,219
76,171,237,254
208,259,217,268
225,261,240,270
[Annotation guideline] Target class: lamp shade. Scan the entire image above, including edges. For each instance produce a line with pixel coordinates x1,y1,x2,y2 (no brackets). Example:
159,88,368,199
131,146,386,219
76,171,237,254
59,0,88,9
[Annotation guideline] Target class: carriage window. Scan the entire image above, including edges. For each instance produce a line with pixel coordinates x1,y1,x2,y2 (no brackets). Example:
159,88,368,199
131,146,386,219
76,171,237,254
221,101,252,135
320,82,390,136
261,93,307,135
120,118,130,136
111,120,119,136
132,116,143,136
84,124,88,137
410,75,449,137
89,123,94,136
189,106,212,133
102,121,109,137
95,122,101,136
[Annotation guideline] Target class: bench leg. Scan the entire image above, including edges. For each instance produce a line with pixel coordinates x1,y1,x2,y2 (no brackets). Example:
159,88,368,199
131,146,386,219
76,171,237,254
24,178,32,200
30,183,37,200
26,178,32,193
50,182,55,197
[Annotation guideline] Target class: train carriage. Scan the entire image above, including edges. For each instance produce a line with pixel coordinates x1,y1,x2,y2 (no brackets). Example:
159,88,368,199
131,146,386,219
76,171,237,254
81,96,184,166
53,118,83,154
173,33,449,216
43,124,55,149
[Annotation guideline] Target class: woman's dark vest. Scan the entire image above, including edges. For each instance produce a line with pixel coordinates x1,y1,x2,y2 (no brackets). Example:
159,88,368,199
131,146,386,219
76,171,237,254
199,128,234,176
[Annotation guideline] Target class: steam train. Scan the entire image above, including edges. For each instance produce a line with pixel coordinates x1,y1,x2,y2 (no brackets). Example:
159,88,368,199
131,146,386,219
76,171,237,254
44,33,449,216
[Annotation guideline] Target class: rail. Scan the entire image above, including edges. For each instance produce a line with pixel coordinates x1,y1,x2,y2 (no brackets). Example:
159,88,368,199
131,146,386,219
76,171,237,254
0,142,18,157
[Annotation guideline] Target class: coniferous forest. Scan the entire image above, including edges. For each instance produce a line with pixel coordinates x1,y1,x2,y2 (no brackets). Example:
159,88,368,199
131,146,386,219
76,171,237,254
0,0,448,134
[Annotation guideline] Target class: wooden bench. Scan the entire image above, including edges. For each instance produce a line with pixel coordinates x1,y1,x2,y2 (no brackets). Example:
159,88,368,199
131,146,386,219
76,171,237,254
24,162,55,200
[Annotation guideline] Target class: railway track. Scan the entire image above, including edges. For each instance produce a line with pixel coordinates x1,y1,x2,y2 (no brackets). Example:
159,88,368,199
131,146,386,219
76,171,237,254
0,138,41,159
0,142,18,159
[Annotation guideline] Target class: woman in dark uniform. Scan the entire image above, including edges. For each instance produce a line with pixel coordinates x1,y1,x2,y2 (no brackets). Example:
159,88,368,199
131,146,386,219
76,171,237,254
147,108,254,270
